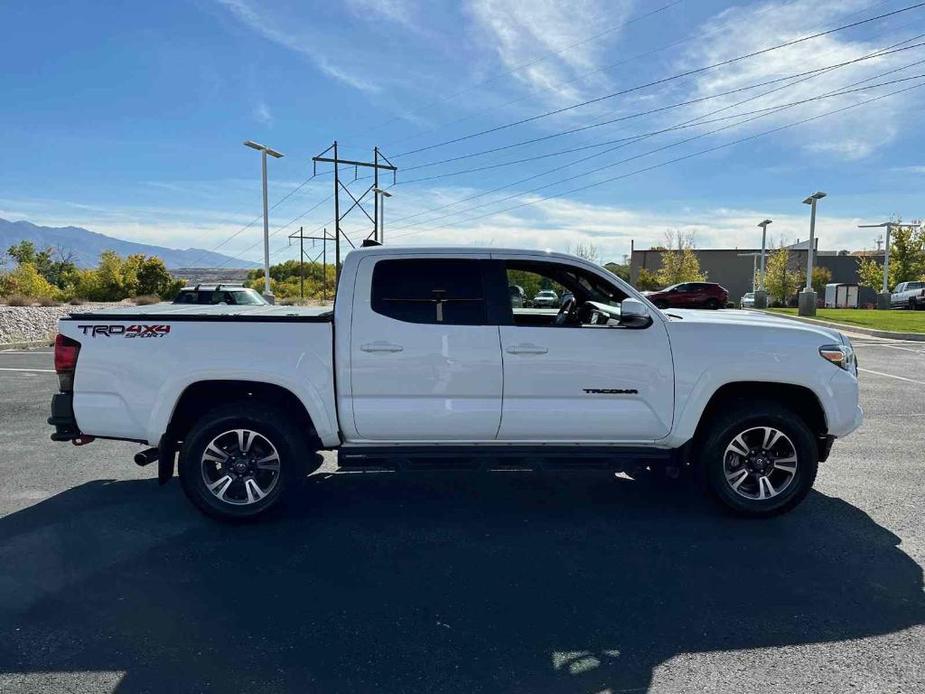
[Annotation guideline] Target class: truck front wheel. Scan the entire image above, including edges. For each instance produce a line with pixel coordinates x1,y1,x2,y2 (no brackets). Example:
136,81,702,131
178,401,314,521
697,402,818,517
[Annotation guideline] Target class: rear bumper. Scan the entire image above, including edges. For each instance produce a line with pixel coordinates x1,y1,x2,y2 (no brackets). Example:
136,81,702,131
48,392,80,441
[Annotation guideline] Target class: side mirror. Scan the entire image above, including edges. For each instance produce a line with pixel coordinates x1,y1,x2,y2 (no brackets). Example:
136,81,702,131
619,298,652,328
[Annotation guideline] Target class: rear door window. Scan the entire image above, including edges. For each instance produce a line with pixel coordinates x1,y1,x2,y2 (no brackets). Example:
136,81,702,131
371,259,487,325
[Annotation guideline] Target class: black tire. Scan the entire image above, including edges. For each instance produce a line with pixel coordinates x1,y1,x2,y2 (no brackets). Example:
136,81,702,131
705,298,720,310
179,400,317,521
654,300,669,309
695,400,818,517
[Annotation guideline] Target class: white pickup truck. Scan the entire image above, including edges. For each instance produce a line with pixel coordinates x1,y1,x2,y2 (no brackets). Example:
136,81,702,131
890,281,925,310
49,246,862,520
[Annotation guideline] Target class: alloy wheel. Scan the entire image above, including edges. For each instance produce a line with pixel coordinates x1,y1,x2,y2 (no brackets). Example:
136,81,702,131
200,429,281,506
723,426,798,501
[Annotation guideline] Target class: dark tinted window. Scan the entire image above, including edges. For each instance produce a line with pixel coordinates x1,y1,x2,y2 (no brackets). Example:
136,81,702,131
371,259,486,325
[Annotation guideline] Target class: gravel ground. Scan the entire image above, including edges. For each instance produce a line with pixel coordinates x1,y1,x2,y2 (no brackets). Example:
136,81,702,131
0,303,119,344
0,337,921,693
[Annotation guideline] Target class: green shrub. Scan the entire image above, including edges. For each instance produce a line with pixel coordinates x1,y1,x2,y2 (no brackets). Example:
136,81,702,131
0,263,60,300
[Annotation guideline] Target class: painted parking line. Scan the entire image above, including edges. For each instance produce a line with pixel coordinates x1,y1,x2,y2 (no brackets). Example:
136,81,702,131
858,367,925,385
0,367,55,373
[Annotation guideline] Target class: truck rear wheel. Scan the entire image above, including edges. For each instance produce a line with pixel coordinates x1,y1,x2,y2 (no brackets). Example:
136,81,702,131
696,401,818,517
178,401,315,521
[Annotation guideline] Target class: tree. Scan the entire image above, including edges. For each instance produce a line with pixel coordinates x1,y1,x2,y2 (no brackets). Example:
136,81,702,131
6,240,77,290
764,246,803,306
603,262,630,282
856,222,925,291
635,267,661,291
655,229,705,287
570,241,600,264
811,266,832,294
0,262,60,299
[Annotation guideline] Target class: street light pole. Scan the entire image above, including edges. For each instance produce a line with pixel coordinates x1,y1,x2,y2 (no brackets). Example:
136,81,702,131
859,221,897,309
755,219,772,308
372,187,392,244
244,140,284,302
799,192,826,316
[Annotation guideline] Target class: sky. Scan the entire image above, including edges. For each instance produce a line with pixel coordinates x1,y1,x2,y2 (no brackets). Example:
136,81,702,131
1,0,924,265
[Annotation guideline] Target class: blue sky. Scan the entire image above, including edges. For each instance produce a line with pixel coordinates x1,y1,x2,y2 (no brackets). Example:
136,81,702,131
1,0,924,264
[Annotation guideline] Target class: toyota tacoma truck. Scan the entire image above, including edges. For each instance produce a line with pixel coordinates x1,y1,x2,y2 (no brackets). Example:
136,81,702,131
48,246,862,520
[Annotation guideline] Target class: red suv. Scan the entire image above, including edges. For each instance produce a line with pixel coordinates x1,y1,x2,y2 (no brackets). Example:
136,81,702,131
644,282,728,310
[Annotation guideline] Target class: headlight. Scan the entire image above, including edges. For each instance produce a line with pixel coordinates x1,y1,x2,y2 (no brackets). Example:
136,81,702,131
819,343,857,374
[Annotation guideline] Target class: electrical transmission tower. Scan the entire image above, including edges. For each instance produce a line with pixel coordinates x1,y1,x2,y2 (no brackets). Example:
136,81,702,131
288,226,337,301
312,142,397,284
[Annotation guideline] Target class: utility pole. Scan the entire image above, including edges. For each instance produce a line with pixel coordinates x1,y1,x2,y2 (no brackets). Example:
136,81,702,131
244,140,284,302
312,142,396,287
289,226,337,302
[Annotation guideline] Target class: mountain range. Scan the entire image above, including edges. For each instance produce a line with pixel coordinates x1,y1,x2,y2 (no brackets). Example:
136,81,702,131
0,218,259,269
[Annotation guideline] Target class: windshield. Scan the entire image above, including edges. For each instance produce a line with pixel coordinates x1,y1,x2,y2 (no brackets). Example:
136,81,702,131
230,289,268,305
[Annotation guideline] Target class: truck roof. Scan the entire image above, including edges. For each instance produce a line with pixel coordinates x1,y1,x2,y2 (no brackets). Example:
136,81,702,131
345,245,587,263
66,303,333,322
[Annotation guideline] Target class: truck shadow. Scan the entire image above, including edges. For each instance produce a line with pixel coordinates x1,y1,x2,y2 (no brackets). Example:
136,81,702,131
0,472,922,693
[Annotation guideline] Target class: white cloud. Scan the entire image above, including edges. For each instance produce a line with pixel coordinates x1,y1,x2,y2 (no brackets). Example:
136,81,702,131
214,0,385,94
465,0,633,104
672,0,925,160
380,188,890,260
253,100,273,125
345,0,422,32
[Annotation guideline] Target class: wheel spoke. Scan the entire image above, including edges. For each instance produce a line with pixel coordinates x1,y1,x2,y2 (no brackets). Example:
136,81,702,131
208,475,234,500
726,468,749,490
203,445,228,464
762,427,782,450
244,478,266,504
758,476,776,500
728,434,749,457
256,453,280,471
773,458,797,474
236,429,252,453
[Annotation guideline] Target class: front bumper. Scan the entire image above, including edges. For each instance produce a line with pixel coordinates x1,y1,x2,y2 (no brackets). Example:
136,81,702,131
48,392,80,441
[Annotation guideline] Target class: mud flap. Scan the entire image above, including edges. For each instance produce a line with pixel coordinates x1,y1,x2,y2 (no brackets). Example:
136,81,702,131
157,436,177,485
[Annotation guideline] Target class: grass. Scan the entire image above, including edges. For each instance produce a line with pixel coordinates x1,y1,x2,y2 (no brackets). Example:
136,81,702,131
767,308,925,333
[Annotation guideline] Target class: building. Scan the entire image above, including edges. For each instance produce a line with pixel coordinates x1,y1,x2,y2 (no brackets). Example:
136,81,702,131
630,241,882,306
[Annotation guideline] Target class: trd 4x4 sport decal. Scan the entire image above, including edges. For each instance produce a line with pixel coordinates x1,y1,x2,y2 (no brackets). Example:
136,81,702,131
77,324,171,338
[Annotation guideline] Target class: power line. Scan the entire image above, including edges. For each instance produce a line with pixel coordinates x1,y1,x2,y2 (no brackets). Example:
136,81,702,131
388,78,925,241
392,2,925,158
397,37,925,176
380,0,896,152
354,0,686,144
183,173,320,267
384,42,925,230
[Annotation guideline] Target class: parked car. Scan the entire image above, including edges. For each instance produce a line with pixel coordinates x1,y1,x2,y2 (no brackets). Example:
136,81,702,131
644,282,728,310
49,245,860,521
890,281,925,310
174,284,268,306
532,289,559,308
740,292,756,308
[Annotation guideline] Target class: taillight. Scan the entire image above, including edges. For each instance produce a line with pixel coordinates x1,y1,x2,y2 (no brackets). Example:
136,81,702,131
54,334,80,391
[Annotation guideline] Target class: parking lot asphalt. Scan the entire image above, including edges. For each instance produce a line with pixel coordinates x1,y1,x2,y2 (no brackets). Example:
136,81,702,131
0,340,922,694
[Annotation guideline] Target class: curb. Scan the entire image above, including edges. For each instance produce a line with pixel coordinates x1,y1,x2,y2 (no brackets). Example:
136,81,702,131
760,311,925,342
0,339,54,350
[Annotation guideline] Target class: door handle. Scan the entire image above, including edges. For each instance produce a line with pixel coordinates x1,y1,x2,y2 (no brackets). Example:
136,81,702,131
506,343,548,355
361,341,404,353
